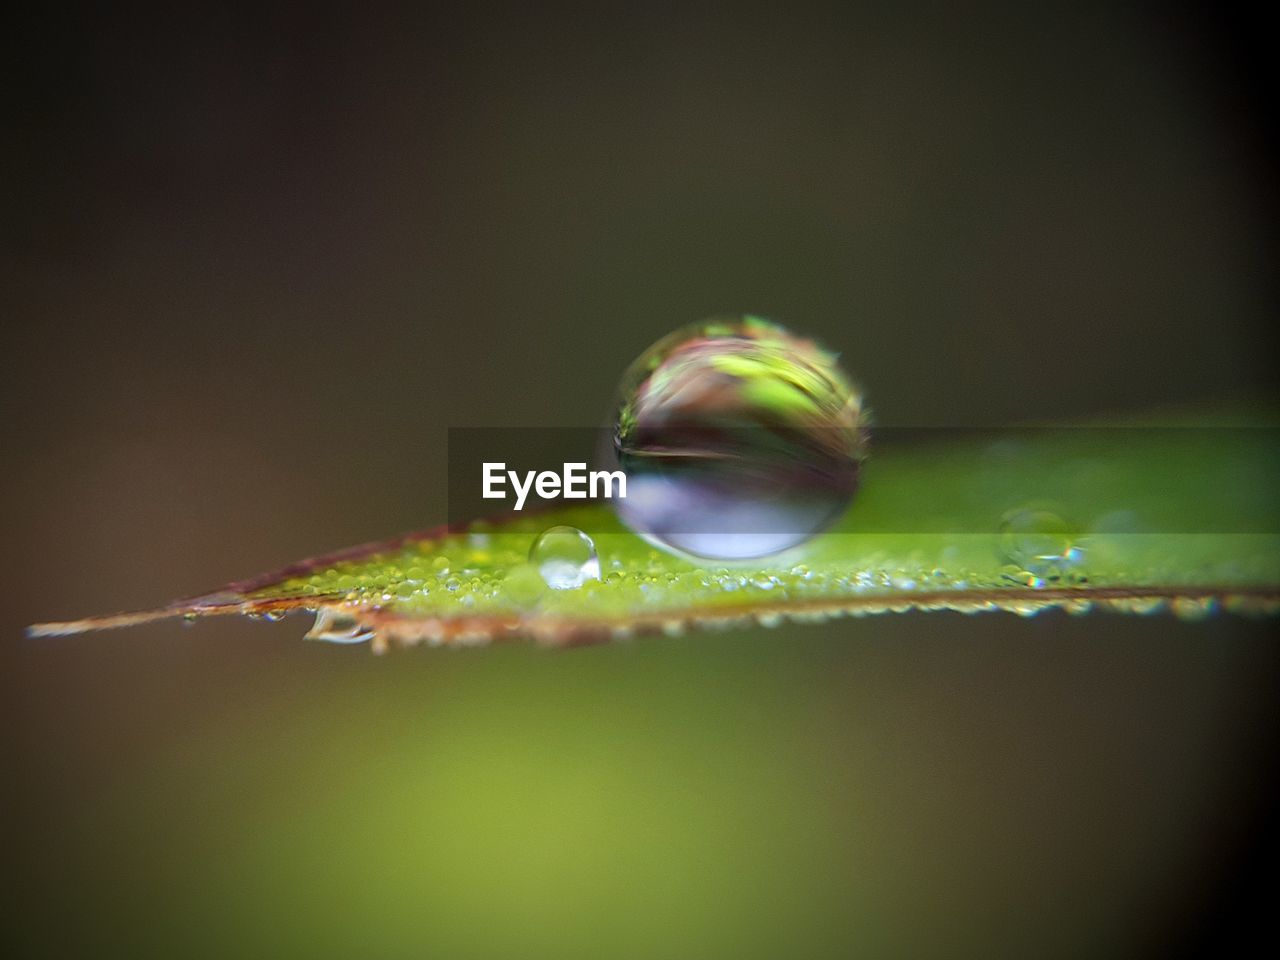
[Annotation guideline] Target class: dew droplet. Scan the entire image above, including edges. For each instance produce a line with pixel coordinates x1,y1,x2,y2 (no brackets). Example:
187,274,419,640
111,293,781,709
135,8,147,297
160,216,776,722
503,563,547,606
529,525,601,590
305,608,375,644
1171,596,1217,621
609,316,866,560
998,507,1081,577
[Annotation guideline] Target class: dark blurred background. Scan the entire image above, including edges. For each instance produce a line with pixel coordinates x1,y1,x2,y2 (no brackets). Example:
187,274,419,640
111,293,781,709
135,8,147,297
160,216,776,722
3,3,1276,957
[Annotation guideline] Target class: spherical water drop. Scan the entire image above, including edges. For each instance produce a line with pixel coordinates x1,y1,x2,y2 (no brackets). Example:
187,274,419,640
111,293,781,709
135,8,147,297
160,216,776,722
503,563,547,606
998,507,1081,577
529,525,601,590
609,316,866,560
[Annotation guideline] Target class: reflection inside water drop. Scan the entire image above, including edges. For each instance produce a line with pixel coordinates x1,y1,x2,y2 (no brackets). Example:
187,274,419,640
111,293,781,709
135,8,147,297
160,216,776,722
530,525,601,590
609,316,866,560
305,608,375,644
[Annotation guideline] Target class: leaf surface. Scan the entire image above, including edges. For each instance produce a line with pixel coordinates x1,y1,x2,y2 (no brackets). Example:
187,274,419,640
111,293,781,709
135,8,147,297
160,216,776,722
30,419,1280,649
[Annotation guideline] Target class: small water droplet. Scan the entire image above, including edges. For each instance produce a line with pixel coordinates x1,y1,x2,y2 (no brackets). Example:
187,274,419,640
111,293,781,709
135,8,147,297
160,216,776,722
305,609,375,644
1110,596,1166,616
1172,596,1217,621
502,563,547,606
998,507,1081,577
609,316,866,560
1000,564,1046,589
529,525,601,590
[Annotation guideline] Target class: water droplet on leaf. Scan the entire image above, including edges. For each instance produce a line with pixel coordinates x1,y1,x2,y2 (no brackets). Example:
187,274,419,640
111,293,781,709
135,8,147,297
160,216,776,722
610,316,866,560
503,563,548,606
998,507,1081,577
530,525,601,590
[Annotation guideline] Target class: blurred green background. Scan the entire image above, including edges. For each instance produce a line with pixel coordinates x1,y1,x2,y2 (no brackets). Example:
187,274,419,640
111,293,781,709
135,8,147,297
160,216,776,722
3,2,1276,956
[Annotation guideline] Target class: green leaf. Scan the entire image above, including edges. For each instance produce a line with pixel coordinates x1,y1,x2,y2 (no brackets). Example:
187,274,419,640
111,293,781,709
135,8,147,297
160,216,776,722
29,416,1280,649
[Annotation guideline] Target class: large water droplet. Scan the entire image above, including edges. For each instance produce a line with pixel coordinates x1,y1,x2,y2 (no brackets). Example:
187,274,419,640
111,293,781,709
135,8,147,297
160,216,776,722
530,525,601,590
609,316,866,560
998,507,1081,576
